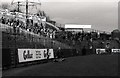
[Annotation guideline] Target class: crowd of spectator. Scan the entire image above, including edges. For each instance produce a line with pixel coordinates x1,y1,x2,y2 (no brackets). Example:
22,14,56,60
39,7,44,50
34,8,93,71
54,29,120,55
0,11,120,55
0,14,56,39
55,30,110,44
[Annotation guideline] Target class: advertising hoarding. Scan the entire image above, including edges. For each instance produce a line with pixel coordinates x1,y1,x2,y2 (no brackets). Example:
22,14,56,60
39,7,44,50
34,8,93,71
96,49,106,54
111,49,120,53
18,49,54,63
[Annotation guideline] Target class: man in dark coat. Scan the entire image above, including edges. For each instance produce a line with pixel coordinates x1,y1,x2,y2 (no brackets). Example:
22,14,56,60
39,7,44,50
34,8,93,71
53,47,65,62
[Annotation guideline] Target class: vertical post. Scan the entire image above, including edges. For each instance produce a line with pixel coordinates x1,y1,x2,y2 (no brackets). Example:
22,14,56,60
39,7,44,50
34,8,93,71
17,1,20,12
82,28,83,41
26,0,28,29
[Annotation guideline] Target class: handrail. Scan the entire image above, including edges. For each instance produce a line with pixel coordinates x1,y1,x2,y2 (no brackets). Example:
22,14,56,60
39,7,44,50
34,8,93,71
46,22,60,31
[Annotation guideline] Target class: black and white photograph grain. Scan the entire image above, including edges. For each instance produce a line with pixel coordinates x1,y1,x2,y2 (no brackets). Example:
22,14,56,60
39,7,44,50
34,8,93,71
0,0,120,77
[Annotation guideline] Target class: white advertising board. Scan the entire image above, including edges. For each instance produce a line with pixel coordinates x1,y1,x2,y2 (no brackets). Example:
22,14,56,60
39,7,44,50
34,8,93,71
18,49,54,63
96,49,106,54
111,49,120,53
65,24,91,28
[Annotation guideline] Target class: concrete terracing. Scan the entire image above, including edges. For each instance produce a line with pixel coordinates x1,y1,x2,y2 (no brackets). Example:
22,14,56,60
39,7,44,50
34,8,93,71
0,23,73,50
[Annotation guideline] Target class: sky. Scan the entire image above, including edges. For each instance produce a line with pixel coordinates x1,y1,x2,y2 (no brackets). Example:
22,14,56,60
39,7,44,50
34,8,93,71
0,0,120,32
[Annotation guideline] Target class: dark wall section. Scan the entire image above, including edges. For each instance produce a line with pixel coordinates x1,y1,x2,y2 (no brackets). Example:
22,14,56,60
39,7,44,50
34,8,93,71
2,48,11,69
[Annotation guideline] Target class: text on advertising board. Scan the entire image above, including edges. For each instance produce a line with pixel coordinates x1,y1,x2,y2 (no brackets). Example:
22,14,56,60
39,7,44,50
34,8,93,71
23,50,33,60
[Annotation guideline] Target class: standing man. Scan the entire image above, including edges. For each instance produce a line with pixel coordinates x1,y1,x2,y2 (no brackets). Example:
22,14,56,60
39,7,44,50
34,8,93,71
53,47,65,62
57,47,61,59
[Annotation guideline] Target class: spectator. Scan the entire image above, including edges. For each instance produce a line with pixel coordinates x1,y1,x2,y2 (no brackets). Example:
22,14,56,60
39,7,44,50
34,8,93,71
56,47,61,58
